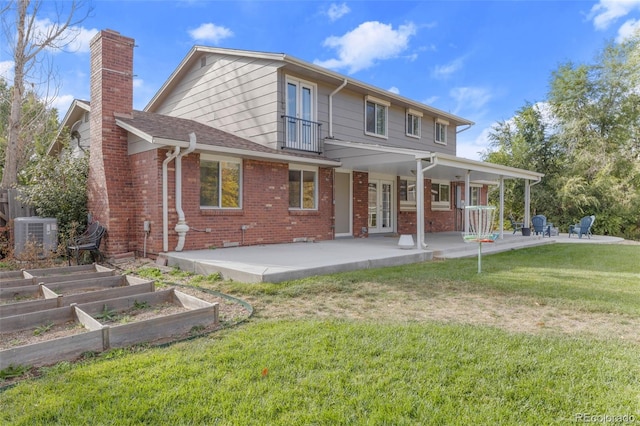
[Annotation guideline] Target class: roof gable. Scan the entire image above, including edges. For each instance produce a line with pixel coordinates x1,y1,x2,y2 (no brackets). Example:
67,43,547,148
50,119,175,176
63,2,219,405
144,46,473,127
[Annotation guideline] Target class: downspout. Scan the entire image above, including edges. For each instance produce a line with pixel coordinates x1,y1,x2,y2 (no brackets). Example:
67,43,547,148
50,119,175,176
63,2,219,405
328,79,348,138
162,146,180,252
415,154,437,250
174,132,197,252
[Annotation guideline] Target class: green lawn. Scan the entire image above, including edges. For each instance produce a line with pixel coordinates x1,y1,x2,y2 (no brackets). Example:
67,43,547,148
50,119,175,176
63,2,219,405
1,244,640,425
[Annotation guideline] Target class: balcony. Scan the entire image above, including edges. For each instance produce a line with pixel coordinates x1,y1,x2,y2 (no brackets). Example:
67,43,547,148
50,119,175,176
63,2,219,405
280,115,323,154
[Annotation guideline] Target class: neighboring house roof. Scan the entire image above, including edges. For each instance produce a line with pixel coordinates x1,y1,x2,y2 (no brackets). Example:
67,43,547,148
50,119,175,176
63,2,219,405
144,46,474,128
116,110,341,167
48,99,91,155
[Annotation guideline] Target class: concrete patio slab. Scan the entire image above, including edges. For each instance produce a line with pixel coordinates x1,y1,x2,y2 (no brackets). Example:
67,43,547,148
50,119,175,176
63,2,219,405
164,232,625,283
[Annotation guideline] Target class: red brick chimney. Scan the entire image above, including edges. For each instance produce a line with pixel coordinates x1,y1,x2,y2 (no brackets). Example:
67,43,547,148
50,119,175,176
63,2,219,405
88,29,135,256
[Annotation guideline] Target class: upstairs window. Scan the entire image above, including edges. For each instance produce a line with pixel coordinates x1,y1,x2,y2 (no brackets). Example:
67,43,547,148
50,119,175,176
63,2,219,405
406,109,422,138
200,155,242,209
365,95,389,138
431,181,451,210
289,165,317,210
435,118,449,145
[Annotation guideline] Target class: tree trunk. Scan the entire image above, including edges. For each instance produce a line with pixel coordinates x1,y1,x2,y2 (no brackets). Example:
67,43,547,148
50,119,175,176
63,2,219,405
1,0,27,189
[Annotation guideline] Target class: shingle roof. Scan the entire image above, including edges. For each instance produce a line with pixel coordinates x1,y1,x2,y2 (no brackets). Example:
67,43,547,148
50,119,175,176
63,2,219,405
117,110,338,164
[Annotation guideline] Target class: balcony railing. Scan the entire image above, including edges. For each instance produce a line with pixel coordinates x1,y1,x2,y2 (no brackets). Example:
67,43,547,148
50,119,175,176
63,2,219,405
281,115,323,154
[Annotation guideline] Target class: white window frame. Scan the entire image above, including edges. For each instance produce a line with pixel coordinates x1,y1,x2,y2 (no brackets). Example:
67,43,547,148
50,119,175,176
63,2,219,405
470,185,482,206
364,95,390,139
289,163,318,211
285,76,317,122
435,118,449,145
399,177,417,211
200,154,243,209
406,108,422,138
431,180,451,211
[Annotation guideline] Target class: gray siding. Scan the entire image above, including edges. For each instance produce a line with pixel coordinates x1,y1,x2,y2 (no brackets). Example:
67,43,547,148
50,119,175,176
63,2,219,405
329,88,457,155
155,53,282,149
153,54,458,155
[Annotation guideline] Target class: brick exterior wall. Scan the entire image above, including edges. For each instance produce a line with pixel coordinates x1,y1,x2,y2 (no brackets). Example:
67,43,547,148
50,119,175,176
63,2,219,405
130,149,164,255
89,30,136,255
396,179,487,235
352,171,368,238
130,154,335,256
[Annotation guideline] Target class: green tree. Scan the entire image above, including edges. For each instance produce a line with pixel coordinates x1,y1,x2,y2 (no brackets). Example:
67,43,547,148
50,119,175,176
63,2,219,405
19,144,89,239
484,103,565,224
485,34,640,239
549,35,640,238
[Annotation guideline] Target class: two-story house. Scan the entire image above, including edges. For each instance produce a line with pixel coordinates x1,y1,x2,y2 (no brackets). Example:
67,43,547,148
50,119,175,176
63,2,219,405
52,29,543,258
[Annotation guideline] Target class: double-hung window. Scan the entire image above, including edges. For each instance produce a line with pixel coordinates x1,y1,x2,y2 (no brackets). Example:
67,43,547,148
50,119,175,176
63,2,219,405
435,118,448,145
431,180,451,210
365,95,389,138
289,165,317,210
406,109,422,138
399,178,417,211
470,186,482,206
200,155,242,208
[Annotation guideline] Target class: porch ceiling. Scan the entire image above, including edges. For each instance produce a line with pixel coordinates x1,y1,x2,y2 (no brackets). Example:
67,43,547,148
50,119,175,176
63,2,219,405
323,140,544,183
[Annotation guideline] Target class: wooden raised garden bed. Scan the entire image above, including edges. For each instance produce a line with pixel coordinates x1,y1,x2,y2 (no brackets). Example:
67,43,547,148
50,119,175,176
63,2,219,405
0,275,155,317
0,265,218,370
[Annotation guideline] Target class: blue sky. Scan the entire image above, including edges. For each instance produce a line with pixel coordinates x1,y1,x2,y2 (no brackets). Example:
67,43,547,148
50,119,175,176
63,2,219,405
2,0,639,160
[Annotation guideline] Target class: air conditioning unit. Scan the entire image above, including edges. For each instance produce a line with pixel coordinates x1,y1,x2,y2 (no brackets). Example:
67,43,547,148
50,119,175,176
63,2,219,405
14,217,58,257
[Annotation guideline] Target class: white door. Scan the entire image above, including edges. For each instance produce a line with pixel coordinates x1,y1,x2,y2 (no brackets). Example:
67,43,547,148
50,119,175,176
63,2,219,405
368,180,394,233
335,171,352,237
286,78,314,146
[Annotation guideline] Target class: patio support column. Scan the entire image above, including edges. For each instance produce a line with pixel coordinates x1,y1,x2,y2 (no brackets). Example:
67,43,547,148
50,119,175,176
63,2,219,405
524,179,531,229
464,171,471,234
416,158,425,249
415,155,437,250
499,176,505,240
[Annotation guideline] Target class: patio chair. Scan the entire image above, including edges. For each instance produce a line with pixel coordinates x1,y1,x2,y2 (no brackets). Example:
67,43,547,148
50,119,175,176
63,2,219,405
569,215,595,239
531,215,551,237
66,222,106,265
508,214,524,234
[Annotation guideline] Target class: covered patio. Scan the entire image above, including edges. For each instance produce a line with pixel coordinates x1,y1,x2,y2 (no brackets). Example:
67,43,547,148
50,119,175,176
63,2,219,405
164,232,624,283
324,140,545,248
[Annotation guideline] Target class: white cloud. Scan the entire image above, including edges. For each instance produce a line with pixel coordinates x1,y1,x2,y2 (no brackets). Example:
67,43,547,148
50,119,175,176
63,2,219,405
422,95,439,105
314,21,417,74
616,18,640,41
432,57,464,79
50,94,75,115
0,61,14,81
456,127,491,161
449,86,492,115
29,18,98,54
66,26,99,53
388,86,400,94
327,3,350,22
588,0,640,30
188,23,234,43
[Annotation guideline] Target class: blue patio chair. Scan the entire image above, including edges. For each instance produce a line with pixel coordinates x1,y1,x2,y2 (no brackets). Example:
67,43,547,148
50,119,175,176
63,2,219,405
508,214,523,234
531,215,550,237
569,215,595,239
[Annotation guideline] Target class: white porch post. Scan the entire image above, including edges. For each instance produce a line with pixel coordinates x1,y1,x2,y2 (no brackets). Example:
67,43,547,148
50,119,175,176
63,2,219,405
464,171,471,234
416,158,424,249
499,176,505,240
524,179,531,230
